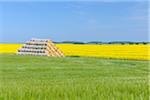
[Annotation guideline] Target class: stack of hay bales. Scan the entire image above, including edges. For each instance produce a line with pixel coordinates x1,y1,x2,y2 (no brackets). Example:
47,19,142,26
17,38,64,57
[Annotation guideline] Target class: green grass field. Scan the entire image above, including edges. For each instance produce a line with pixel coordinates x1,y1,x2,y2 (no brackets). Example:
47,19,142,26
0,54,149,100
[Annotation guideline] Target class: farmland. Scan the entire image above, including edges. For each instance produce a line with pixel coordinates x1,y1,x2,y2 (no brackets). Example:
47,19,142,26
0,54,149,100
0,44,150,60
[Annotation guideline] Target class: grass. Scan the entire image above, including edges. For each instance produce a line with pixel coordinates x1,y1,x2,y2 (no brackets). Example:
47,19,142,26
0,54,149,100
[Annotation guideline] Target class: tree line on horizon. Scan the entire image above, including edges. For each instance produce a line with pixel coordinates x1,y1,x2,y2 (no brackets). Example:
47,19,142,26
54,41,150,45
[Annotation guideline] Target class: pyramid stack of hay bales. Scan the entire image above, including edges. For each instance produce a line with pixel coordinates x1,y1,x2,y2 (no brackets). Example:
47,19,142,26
17,38,64,57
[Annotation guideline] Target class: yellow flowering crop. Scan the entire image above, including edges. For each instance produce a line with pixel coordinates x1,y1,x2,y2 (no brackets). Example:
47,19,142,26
0,44,149,60
0,44,22,53
57,44,150,60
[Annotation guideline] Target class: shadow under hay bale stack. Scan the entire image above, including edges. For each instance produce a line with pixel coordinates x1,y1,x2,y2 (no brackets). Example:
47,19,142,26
17,38,64,57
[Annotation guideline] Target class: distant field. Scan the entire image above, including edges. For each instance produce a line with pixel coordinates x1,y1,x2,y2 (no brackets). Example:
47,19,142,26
0,54,149,100
0,44,150,60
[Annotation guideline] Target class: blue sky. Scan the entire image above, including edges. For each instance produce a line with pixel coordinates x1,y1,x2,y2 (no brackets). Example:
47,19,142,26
0,1,148,43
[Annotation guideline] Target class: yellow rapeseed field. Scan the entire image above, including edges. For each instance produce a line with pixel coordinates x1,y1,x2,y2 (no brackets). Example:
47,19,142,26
0,44,22,53
57,44,150,60
0,44,150,60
